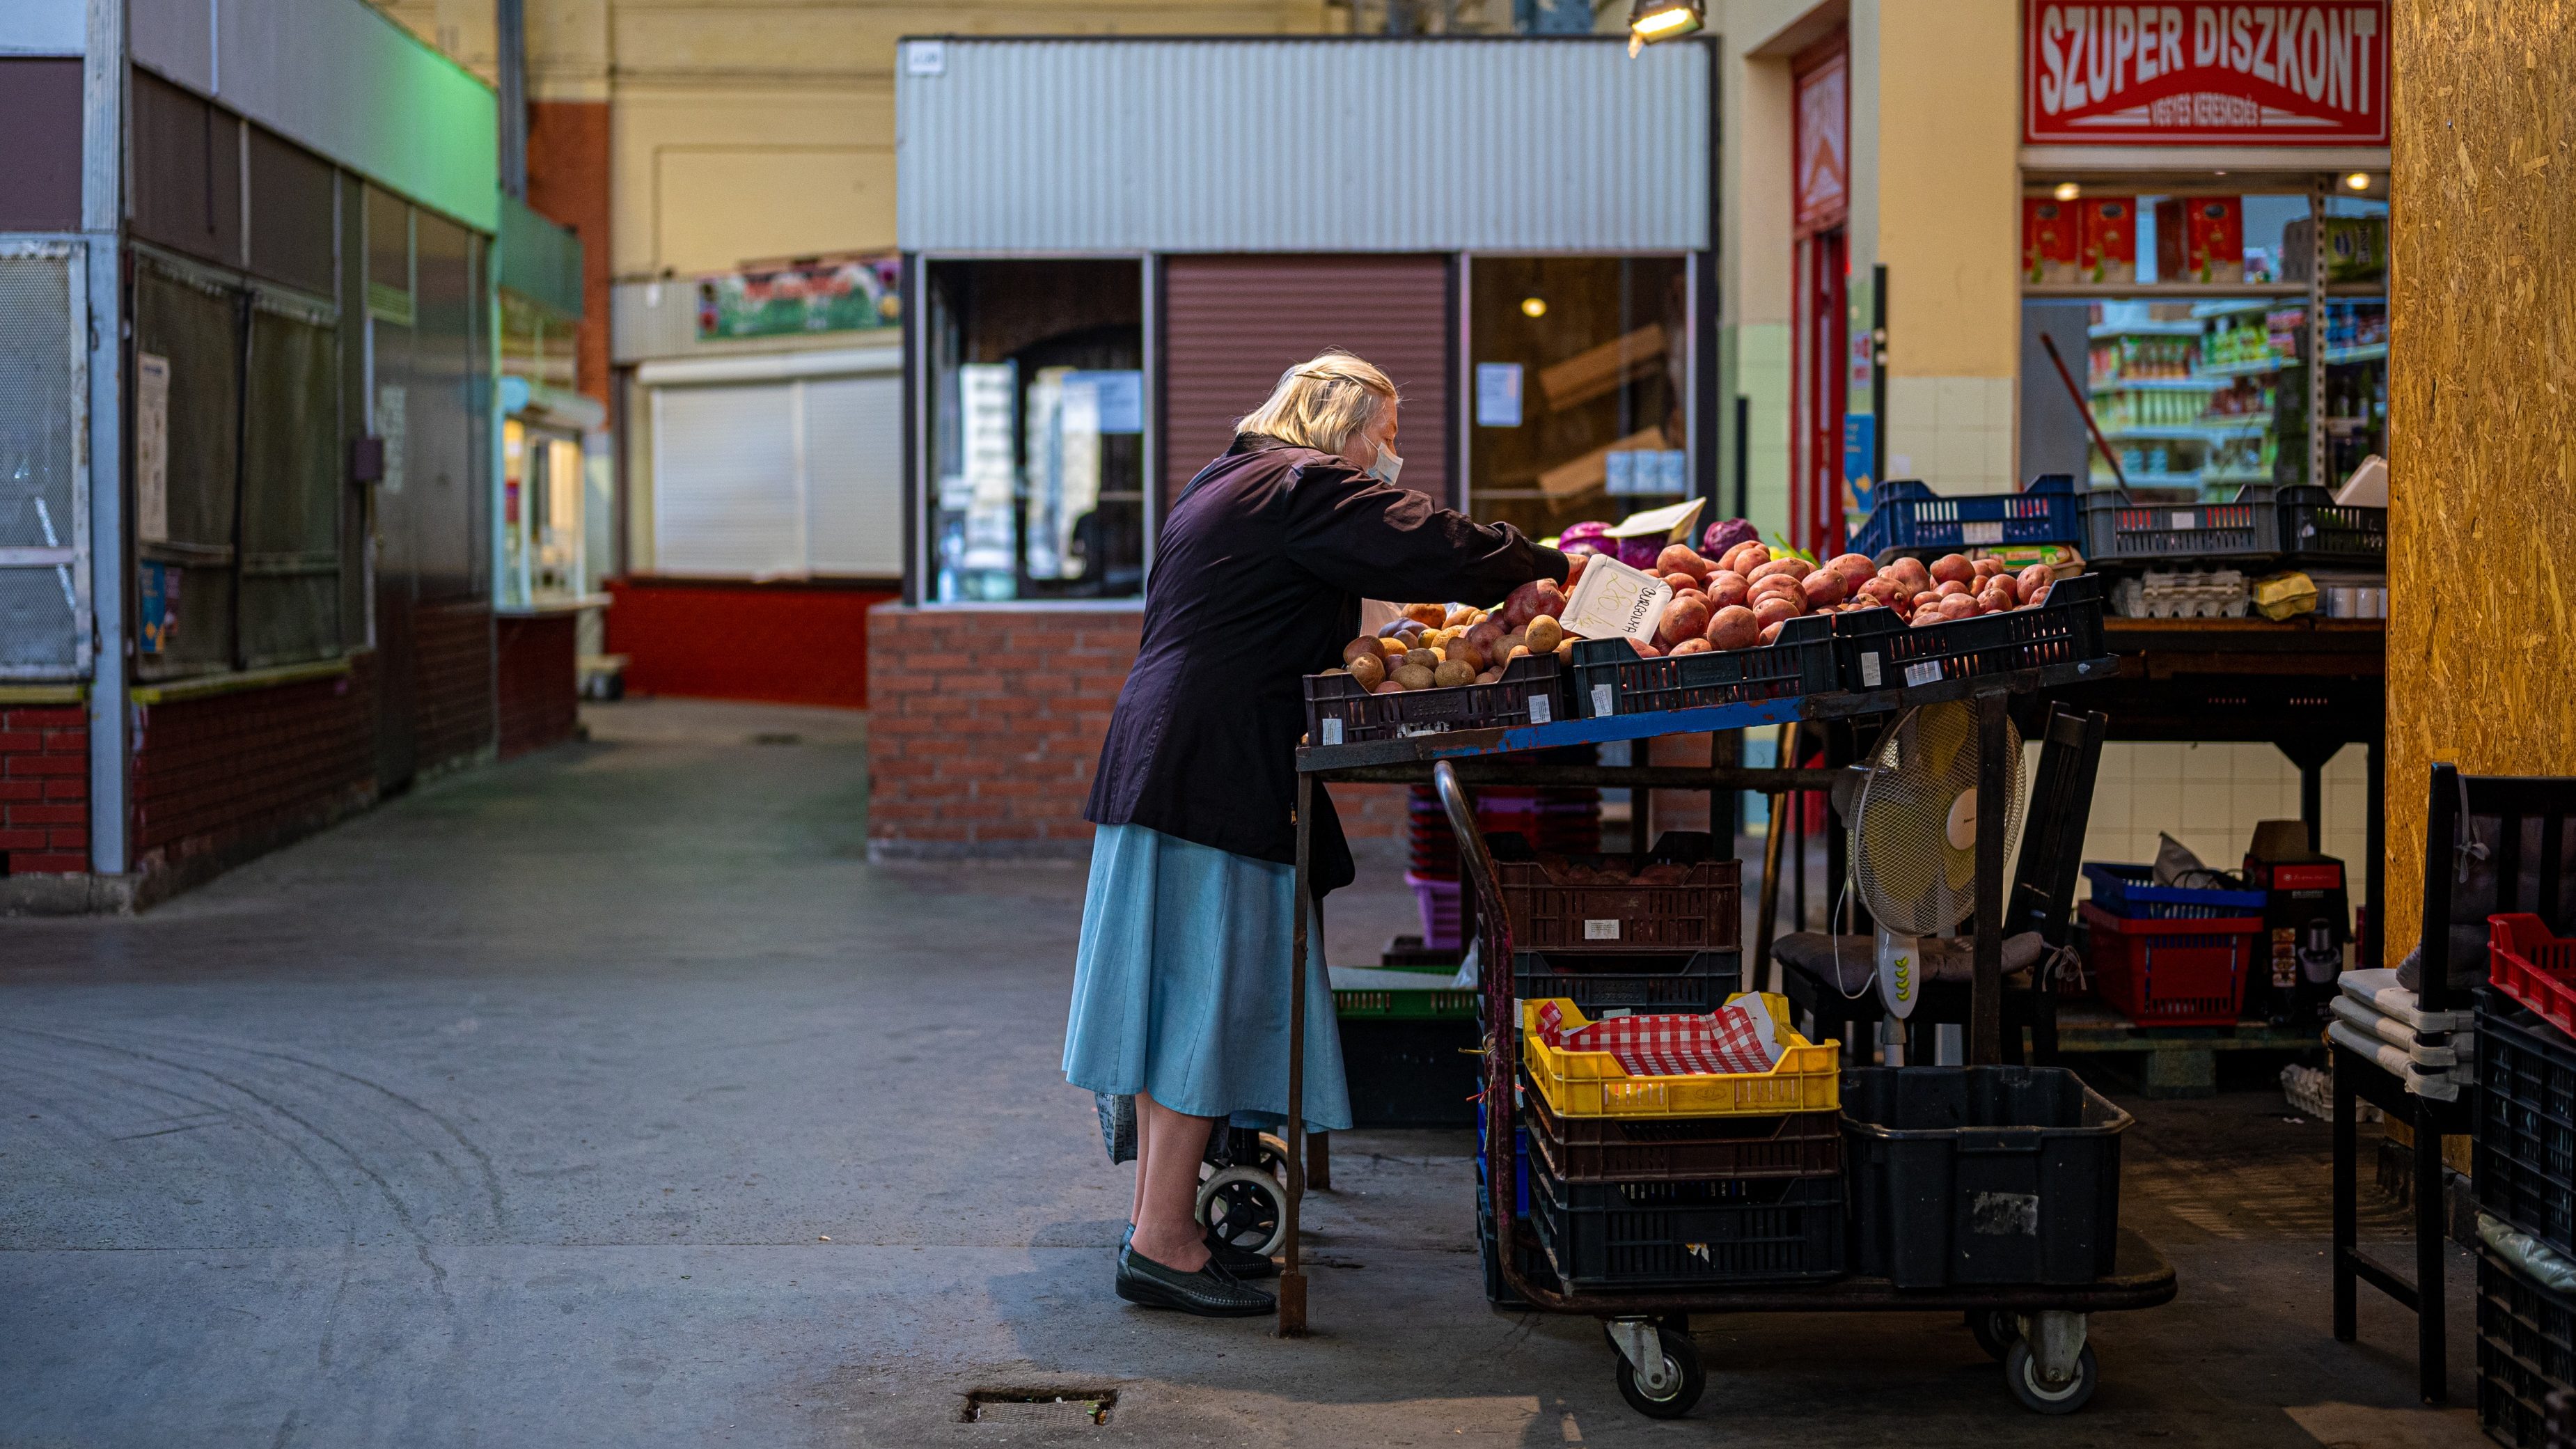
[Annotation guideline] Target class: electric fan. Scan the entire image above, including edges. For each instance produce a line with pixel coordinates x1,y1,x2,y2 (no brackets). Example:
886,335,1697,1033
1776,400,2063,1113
1844,702,2024,1062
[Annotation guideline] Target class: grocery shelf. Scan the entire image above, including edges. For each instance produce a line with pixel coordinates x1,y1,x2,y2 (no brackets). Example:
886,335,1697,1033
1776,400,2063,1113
2323,342,2389,365
2089,471,2204,488
2089,320,2204,338
2101,427,2228,442
2188,298,2283,319
2090,377,2222,393
2200,357,2298,378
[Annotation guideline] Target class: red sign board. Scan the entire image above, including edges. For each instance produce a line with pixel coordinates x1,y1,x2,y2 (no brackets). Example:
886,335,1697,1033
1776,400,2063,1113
2025,2,2387,146
1794,47,1848,234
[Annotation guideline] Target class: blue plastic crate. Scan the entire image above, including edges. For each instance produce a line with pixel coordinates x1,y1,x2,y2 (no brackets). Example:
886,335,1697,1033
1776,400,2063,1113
1848,473,2083,560
2082,863,2269,919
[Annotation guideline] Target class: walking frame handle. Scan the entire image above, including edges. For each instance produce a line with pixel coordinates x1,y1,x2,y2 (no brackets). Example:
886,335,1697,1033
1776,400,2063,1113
1434,761,1502,930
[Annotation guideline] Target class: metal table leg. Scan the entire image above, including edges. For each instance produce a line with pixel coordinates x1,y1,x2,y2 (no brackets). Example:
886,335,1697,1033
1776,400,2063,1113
1280,772,1311,1336
2413,1098,2445,1402
2332,1049,2358,1341
1971,691,2010,1065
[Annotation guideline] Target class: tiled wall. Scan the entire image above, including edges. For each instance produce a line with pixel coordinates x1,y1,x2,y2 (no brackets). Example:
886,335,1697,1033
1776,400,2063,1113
2069,741,2372,904
1884,375,2018,496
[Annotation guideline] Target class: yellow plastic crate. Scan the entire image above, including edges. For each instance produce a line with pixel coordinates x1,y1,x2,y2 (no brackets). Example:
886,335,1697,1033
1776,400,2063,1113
1521,994,1841,1120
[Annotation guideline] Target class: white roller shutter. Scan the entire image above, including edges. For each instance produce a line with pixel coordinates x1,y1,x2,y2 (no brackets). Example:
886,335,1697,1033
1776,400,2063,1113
644,346,902,579
803,374,902,576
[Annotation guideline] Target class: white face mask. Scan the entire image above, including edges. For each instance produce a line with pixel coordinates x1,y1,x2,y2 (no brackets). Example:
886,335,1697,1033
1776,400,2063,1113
1369,445,1404,487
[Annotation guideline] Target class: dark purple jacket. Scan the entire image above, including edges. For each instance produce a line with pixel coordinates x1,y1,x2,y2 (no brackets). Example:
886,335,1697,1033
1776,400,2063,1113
1085,434,1567,893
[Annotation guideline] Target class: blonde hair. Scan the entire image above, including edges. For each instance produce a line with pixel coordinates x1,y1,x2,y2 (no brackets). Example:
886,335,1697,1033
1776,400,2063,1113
1234,350,1399,455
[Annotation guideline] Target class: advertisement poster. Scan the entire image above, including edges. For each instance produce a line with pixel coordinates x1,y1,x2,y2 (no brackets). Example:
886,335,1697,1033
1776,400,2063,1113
2025,2,2387,146
1475,363,1524,428
1793,48,1848,232
698,258,902,340
139,560,179,655
136,353,169,544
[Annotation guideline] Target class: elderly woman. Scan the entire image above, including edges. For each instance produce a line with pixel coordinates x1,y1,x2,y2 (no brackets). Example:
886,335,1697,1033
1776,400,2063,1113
1062,352,1567,1316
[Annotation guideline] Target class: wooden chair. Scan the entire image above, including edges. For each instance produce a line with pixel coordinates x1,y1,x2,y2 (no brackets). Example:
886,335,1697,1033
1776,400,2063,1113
2332,764,2576,1402
1773,703,2107,1065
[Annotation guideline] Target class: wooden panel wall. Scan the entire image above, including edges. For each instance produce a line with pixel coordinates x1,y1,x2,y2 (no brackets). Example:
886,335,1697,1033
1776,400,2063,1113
2385,0,2576,956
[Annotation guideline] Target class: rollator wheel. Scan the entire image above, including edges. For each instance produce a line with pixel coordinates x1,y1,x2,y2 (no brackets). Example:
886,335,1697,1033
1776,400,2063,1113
1195,1165,1287,1257
1255,1133,1294,1184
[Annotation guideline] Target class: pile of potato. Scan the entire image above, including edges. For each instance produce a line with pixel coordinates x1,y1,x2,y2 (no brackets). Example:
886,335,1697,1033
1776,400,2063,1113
1638,541,2059,659
1329,586,1582,695
1321,544,2062,694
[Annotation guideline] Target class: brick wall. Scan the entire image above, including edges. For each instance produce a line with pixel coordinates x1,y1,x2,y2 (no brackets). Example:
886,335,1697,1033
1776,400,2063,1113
864,604,1404,862
2,705,89,875
414,601,496,775
495,613,579,760
131,659,377,888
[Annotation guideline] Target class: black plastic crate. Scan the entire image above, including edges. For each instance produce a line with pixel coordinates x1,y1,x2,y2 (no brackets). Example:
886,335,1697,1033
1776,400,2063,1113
2478,1245,2576,1449
1569,613,1837,720
1848,473,2084,560
1524,1141,1846,1289
1511,949,1741,1014
2277,485,2388,567
1477,1159,1558,1307
1841,1065,2133,1287
1831,573,2107,695
1304,652,1566,749
1339,1017,1479,1127
1523,1072,1839,1182
2080,483,2281,563
2476,988,2576,1264
1483,831,1741,957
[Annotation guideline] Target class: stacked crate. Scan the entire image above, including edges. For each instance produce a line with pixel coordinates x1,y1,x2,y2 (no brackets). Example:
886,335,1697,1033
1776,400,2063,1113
1406,764,1600,954
2476,916,2576,1448
1514,995,1844,1289
1487,829,1743,1013
2078,863,2268,1026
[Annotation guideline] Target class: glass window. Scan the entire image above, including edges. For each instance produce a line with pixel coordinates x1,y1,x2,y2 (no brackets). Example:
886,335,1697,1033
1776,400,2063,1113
2318,191,2389,482
923,259,1145,602
1464,256,1689,540
2021,190,2316,499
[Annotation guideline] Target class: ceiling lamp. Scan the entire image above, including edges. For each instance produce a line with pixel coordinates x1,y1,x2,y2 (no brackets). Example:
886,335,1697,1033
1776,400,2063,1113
1520,296,1548,318
2346,171,2373,191
2053,182,2081,201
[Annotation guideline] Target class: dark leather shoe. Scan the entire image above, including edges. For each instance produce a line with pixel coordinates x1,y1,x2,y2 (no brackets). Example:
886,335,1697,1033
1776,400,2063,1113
1121,1224,1278,1281
1115,1244,1275,1317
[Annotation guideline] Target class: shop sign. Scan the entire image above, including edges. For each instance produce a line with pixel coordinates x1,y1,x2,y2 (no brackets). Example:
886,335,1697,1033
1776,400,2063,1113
2024,2,2387,146
697,257,902,340
1793,48,1847,233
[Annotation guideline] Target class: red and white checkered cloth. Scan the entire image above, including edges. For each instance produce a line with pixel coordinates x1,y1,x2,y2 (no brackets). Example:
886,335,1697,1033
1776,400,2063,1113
1532,1001,1784,1077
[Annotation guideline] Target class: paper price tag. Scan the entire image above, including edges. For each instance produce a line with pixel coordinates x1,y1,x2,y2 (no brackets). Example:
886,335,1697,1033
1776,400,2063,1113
2170,510,2199,531
1903,660,1942,688
1584,919,1621,940
1560,554,1672,644
1860,652,1883,689
1592,683,1615,719
1528,695,1552,724
1320,717,1342,746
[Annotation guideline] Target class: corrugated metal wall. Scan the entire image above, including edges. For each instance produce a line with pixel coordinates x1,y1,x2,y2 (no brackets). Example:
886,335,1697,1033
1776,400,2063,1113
1161,256,1450,512
898,39,1709,254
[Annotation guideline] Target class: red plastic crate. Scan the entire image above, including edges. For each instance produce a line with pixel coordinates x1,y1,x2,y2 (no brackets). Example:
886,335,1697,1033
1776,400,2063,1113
2081,902,2260,1026
2490,914,2576,1040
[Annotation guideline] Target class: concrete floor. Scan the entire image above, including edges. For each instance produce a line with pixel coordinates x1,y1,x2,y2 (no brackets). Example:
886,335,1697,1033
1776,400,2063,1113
0,699,2488,1448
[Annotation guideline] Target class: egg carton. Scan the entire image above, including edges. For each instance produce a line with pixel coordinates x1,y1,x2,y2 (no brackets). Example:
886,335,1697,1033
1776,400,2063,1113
2110,567,2249,619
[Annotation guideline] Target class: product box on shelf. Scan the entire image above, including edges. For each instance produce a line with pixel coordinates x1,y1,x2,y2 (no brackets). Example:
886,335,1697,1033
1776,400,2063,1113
2243,822,2350,1024
2155,196,2245,284
2079,196,2137,285
2024,197,2080,284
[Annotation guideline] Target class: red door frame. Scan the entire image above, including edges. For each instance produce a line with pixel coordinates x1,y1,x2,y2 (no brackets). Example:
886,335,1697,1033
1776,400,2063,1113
1790,31,1850,558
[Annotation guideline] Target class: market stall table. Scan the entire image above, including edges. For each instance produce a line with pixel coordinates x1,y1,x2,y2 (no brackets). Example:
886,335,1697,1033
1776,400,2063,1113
1273,652,2177,1417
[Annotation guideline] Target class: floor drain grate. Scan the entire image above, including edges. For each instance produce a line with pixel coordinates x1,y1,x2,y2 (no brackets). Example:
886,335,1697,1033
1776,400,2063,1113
959,1388,1117,1426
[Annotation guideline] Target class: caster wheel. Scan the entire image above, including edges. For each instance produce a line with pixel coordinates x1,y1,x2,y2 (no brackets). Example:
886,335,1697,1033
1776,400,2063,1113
2003,1339,2098,1415
1613,1327,1705,1420
1195,1166,1287,1257
1968,1309,2021,1361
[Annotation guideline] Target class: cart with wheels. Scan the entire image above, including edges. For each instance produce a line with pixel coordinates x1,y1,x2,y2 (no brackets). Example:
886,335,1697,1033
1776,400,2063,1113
1276,653,2177,1419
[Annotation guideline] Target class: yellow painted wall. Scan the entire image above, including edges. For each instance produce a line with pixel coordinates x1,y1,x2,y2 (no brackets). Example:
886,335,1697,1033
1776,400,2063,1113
1871,0,2017,380
2383,0,2576,957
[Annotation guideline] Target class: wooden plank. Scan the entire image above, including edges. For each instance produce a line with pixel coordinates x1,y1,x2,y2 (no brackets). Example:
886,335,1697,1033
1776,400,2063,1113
1537,324,1665,412
1534,425,1667,498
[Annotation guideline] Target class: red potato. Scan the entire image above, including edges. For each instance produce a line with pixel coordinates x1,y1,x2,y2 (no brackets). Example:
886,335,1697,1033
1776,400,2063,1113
1466,619,1507,652
1857,577,1906,606
2027,581,2052,607
1752,595,1801,630
1563,554,1590,590
1978,579,2018,611
1938,594,1981,620
1704,604,1760,650
1706,572,1751,610
1803,570,1848,609
1658,595,1713,646
1934,579,1971,599
2016,563,2054,604
1665,572,1700,593
1750,557,1814,584
1885,558,1933,595
1624,635,1664,658
1722,541,1771,577
1823,553,1877,591
1373,680,1406,694
1911,590,1945,613
1657,544,1712,581
1669,638,1713,655
1499,579,1546,628
1759,621,1784,645
1971,558,2006,583
1930,554,1977,587
1531,579,1566,618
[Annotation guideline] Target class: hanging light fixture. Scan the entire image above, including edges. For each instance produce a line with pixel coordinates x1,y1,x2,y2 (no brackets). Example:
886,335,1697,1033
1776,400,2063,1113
2345,171,2374,191
1626,0,1704,54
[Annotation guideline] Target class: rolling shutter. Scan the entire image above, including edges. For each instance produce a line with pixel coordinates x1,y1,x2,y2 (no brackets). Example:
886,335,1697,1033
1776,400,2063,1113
1160,256,1450,512
646,350,902,579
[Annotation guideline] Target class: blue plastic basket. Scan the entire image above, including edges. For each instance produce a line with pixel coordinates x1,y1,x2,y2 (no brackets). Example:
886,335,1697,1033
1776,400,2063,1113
1847,473,2084,561
2082,863,2268,919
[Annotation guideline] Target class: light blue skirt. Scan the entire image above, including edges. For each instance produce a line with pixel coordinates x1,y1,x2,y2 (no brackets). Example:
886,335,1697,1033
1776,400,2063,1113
1063,824,1351,1134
